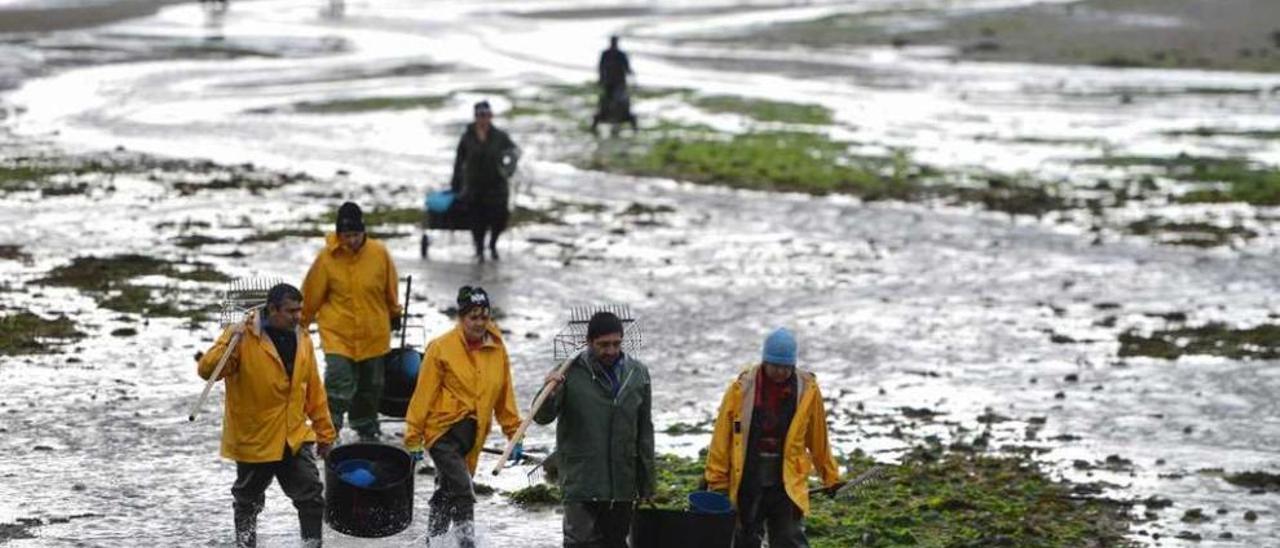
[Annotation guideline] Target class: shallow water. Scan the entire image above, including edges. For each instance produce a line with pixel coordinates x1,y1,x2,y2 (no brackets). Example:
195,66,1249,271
1,0,1278,546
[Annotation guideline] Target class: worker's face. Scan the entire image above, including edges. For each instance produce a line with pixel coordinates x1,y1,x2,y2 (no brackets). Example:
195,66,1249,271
460,306,490,342
590,332,623,365
338,231,365,253
475,110,492,132
763,362,793,383
267,298,302,330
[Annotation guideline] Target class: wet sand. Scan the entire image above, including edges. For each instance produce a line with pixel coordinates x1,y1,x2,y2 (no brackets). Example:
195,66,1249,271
0,0,186,34
711,0,1280,73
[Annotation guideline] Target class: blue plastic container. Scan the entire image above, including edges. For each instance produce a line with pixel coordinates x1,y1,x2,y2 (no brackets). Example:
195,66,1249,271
687,491,733,515
337,459,377,488
398,349,421,381
379,347,422,418
425,190,455,214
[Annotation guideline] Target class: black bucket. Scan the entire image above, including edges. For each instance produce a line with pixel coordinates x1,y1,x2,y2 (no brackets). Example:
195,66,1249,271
379,346,421,418
631,507,735,548
325,442,414,537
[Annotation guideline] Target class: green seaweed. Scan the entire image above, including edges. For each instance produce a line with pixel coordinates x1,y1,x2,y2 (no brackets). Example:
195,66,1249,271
37,254,227,291
0,311,84,356
292,95,449,114
1126,217,1257,247
588,131,914,199
35,255,229,319
507,450,1133,546
692,95,834,125
506,484,562,508
1079,154,1280,205
1224,471,1280,492
1118,323,1280,360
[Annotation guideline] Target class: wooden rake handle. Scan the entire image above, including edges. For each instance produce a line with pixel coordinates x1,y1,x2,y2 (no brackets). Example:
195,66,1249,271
187,329,244,422
492,355,575,476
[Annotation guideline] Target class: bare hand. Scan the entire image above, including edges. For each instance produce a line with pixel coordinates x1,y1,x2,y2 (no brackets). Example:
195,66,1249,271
544,370,566,386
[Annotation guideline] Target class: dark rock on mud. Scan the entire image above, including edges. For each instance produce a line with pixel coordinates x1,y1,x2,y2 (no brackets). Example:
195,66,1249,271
0,245,31,263
0,521,37,542
1181,508,1210,523
1224,471,1280,492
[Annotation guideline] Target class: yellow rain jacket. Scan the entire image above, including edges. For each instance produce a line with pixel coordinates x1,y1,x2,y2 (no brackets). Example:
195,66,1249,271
403,323,522,474
704,365,841,515
301,233,401,361
197,316,337,463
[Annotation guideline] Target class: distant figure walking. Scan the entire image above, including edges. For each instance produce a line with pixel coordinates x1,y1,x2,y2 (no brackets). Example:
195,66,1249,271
199,0,228,13
593,35,638,132
450,101,520,262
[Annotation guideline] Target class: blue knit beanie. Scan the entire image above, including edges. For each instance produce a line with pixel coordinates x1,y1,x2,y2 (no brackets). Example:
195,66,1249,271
762,328,797,367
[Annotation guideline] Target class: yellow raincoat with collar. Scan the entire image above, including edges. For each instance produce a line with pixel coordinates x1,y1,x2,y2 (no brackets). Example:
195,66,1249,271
403,322,522,474
704,365,841,515
301,233,401,361
197,315,337,463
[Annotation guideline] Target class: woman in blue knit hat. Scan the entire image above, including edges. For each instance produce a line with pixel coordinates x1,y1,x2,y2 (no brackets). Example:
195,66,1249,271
703,328,841,548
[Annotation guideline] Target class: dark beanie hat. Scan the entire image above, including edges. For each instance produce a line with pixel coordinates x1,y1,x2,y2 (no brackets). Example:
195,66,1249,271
457,285,490,314
587,311,624,341
336,201,365,233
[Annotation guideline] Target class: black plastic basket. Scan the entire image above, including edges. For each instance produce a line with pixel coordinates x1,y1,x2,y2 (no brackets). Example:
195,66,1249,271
631,507,735,548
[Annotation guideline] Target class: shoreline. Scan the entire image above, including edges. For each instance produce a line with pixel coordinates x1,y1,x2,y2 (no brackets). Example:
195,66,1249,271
0,0,187,34
694,0,1280,74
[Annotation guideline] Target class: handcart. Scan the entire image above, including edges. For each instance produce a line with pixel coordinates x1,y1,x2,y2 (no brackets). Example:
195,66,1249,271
420,189,468,259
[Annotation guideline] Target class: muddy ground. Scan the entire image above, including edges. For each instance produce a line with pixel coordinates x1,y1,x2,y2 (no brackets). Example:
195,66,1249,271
685,0,1280,73
1,0,1279,546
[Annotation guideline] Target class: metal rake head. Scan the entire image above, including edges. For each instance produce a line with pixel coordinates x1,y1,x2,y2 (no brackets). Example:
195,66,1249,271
835,465,889,500
552,304,643,361
217,277,285,327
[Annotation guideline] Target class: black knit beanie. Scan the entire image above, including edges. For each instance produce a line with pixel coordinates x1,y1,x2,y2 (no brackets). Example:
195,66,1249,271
457,285,490,314
336,201,365,233
586,311,623,341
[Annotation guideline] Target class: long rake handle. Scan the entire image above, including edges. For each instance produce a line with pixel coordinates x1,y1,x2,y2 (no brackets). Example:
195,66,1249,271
492,356,574,476
187,330,244,422
399,275,412,349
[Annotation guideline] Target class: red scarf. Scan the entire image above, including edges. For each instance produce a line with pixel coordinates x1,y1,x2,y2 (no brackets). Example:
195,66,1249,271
752,369,796,454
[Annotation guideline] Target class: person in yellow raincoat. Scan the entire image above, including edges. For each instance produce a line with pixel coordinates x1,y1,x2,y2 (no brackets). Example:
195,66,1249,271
301,201,401,442
403,285,523,547
704,328,841,548
197,283,336,548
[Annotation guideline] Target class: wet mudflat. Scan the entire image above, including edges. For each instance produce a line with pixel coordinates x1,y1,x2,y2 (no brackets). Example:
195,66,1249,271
1,0,1279,546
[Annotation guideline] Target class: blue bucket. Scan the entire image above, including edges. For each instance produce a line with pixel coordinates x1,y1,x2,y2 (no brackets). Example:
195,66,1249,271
396,348,421,381
337,459,377,488
425,190,455,214
688,491,733,515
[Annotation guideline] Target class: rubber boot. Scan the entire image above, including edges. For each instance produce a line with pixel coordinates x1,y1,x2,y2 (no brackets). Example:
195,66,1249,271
300,507,323,547
234,511,257,548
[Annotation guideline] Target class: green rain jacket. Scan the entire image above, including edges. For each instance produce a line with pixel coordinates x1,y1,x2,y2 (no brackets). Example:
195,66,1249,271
533,350,655,502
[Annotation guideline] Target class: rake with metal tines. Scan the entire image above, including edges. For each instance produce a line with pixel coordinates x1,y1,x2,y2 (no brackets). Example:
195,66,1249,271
492,305,642,476
188,277,283,422
810,465,889,499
